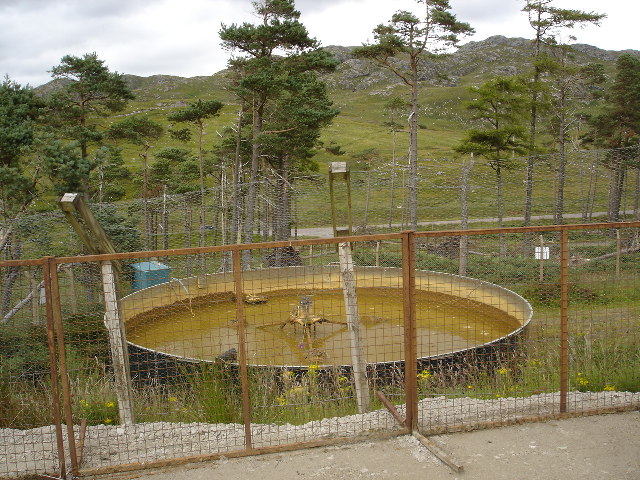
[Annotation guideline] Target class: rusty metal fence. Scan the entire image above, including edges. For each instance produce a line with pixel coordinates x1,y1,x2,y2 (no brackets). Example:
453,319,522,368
1,224,639,478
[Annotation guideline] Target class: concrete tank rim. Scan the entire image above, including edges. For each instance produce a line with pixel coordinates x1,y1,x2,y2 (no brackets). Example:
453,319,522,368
122,266,533,370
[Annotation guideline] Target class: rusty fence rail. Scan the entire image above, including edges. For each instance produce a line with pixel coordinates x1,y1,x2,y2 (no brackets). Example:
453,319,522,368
1,223,639,478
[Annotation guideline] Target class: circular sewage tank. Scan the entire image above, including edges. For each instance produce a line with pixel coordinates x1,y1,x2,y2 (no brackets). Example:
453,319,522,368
121,266,532,372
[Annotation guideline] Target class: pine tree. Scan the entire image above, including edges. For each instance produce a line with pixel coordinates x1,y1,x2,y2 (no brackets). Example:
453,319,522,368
48,53,134,200
455,76,529,255
354,0,473,230
587,54,640,222
521,0,605,227
108,116,164,247
220,0,336,252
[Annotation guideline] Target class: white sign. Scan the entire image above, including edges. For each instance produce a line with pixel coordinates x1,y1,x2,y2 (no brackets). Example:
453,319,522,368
534,246,550,260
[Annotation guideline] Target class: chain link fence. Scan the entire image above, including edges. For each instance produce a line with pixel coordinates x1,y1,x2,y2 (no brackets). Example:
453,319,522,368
1,224,639,478
1,148,639,265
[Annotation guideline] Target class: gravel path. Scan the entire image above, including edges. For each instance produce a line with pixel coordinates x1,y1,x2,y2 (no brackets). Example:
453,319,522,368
127,410,640,480
1,391,638,478
295,212,610,238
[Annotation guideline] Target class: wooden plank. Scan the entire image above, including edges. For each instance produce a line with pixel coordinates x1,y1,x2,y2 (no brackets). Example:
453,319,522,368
412,430,464,473
376,390,463,473
375,391,406,426
76,418,88,468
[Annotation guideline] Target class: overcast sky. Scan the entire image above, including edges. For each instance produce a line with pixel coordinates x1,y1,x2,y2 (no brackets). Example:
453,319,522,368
1,0,637,87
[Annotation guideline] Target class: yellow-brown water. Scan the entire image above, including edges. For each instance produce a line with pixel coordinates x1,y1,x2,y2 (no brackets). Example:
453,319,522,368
128,287,521,367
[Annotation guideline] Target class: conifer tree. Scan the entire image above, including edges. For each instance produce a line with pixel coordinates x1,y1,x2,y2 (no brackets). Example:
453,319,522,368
220,0,335,251
521,0,605,227
587,54,640,222
48,53,134,200
354,0,473,230
455,76,529,254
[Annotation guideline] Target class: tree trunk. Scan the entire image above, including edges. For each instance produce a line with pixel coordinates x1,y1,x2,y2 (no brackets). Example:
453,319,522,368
275,155,292,241
364,164,371,228
231,108,244,244
609,156,626,223
184,199,192,277
142,147,151,250
408,60,419,231
81,141,90,202
555,115,567,224
459,154,474,276
525,22,544,251
389,130,398,228
242,96,265,268
162,185,169,252
496,165,506,258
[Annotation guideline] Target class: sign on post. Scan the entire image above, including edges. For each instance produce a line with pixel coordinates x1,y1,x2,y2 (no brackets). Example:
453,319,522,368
534,246,550,260
535,235,550,282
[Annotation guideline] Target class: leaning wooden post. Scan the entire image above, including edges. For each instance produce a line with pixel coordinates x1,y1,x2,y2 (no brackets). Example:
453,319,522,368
57,193,135,425
101,260,135,425
338,242,370,413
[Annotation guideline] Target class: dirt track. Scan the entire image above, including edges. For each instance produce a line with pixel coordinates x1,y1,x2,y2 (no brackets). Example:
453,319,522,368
108,410,639,480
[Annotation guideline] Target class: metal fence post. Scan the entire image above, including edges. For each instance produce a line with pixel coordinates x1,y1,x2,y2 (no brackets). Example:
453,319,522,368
42,258,67,478
560,228,569,413
233,249,252,450
48,257,79,476
402,231,418,431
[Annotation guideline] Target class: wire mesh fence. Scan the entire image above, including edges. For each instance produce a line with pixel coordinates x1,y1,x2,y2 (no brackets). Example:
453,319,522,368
2,147,640,265
1,224,639,478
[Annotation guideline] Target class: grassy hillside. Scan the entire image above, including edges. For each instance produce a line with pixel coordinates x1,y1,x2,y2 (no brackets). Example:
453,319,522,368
35,36,639,198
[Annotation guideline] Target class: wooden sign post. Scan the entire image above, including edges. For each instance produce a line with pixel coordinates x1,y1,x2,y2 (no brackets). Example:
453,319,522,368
329,162,353,239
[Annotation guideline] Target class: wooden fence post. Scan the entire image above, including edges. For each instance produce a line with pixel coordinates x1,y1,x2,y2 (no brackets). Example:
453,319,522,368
338,242,370,413
101,261,135,425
